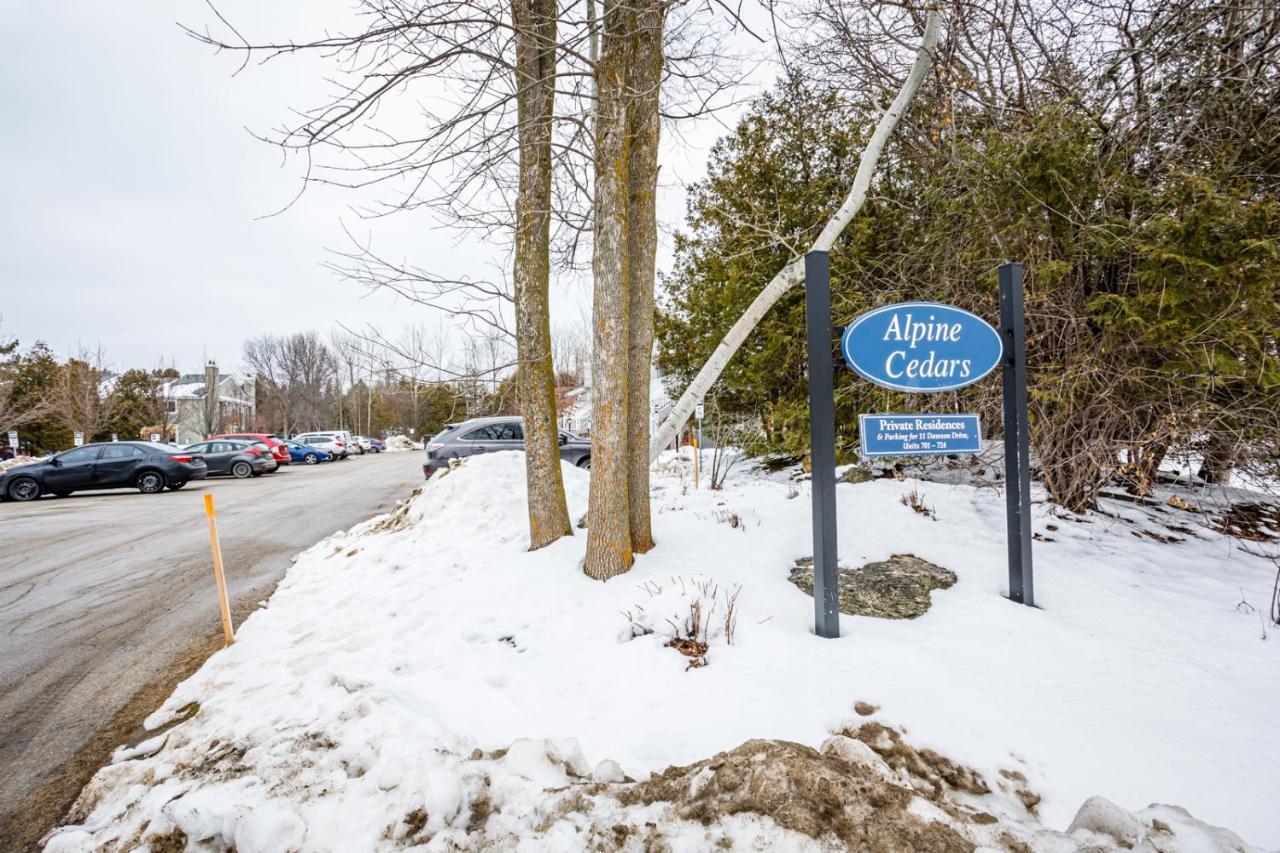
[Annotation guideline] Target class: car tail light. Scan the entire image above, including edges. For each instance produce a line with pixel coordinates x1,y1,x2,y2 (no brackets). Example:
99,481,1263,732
169,454,194,463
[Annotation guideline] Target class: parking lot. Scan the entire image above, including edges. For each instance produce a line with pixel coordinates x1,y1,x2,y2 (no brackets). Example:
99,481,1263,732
0,450,424,850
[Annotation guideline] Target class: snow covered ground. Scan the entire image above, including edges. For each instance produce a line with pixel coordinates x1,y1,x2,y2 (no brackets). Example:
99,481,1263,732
44,450,1279,850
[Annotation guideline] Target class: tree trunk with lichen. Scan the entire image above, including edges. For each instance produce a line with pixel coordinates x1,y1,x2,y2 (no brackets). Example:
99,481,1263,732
584,0,634,580
513,0,573,549
623,0,663,555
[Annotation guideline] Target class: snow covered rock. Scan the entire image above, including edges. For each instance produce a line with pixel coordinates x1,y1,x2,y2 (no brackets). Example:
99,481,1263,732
819,735,898,784
1066,797,1258,852
593,759,626,783
789,553,957,618
1068,795,1148,845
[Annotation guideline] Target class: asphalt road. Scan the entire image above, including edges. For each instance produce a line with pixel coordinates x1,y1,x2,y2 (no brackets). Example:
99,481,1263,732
0,451,424,850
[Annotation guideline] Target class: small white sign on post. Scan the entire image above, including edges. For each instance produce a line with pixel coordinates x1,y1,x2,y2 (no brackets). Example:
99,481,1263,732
7,431,17,449
111,433,118,442
695,404,705,421
150,433,161,443
73,432,85,447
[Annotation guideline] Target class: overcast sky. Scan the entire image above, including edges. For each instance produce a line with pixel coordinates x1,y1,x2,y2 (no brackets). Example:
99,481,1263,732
1,2,769,375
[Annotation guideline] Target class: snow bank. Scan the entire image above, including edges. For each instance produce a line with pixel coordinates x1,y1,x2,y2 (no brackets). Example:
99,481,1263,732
45,452,1279,850
0,455,43,473
383,435,417,452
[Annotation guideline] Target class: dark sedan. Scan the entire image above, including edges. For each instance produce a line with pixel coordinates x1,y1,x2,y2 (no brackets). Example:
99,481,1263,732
0,442,207,501
423,417,590,477
182,439,276,478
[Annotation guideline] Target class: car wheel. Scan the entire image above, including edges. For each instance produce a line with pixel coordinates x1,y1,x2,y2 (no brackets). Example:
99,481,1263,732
8,477,41,501
136,471,165,494
577,456,591,470
304,453,318,465
231,461,253,479
167,481,186,491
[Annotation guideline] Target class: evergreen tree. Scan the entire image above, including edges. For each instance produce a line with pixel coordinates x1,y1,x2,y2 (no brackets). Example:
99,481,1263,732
4,342,69,452
658,49,1280,509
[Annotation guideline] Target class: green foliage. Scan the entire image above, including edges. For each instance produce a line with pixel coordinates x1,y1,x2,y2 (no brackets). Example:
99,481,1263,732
657,78,888,457
107,369,163,441
658,45,1280,506
5,342,69,452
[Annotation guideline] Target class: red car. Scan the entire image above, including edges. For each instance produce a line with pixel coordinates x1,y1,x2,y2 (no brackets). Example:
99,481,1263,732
213,433,291,466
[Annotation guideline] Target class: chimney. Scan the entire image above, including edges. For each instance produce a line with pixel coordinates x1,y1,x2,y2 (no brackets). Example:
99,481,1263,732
204,360,219,433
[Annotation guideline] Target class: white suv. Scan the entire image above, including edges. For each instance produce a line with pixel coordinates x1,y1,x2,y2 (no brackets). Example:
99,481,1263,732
294,431,352,459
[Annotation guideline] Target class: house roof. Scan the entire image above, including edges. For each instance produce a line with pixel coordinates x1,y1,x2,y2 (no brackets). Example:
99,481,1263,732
163,372,253,404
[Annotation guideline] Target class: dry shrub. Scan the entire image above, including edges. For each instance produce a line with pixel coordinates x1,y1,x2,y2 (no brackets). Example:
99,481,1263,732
622,576,742,669
899,486,935,519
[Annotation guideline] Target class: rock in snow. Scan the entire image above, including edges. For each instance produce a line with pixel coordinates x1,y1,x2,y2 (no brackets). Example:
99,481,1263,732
789,553,957,618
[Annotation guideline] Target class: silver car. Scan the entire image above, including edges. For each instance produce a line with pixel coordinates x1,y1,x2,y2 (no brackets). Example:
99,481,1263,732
423,416,590,477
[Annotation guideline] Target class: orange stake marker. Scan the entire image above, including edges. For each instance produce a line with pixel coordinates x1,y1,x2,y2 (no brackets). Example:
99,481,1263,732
692,436,700,490
203,494,235,646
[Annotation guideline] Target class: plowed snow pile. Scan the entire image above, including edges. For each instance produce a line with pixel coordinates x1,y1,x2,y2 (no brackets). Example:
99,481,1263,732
44,452,1278,851
0,455,42,472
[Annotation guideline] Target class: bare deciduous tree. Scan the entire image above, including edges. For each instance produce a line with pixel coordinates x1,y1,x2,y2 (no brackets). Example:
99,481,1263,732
584,0,636,580
54,346,111,441
624,0,665,554
514,0,574,547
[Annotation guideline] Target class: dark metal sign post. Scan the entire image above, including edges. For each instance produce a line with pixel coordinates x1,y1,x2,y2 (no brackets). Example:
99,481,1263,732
804,256,1036,637
998,262,1035,606
805,250,841,638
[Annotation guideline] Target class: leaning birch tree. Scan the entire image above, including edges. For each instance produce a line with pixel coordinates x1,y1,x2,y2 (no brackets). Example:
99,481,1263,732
649,7,942,460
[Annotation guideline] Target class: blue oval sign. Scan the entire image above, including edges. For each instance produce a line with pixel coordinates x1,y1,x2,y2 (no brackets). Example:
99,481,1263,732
840,302,1003,392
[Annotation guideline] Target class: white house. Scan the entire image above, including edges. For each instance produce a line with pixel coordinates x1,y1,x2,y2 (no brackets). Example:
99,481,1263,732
163,361,256,444
557,366,673,439
558,386,592,436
